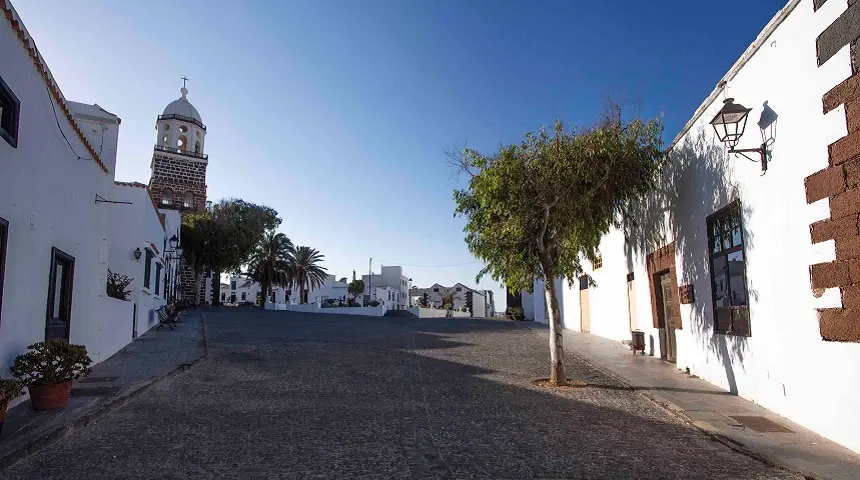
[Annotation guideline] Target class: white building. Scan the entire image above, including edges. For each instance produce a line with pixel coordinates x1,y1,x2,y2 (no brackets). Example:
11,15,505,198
0,2,135,365
362,266,411,310
308,274,349,305
108,182,182,336
410,283,491,317
527,0,860,453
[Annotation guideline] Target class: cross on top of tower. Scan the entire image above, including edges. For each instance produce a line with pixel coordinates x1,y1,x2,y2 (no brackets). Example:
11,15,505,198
181,76,189,88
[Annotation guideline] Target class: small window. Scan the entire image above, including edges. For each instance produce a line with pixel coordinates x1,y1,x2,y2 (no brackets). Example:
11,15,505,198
241,292,246,301
231,280,237,290
161,189,173,205
144,249,153,289
46,248,75,342
433,288,439,292
221,292,226,301
195,141,201,153
178,135,187,151
456,287,462,292
164,124,170,131
0,76,21,148
708,202,750,336
0,217,8,325
183,191,193,209
162,134,169,146
179,125,188,133
155,263,162,296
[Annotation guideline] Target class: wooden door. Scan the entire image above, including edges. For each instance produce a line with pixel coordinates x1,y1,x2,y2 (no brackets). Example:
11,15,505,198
626,273,637,331
659,273,677,362
579,275,590,333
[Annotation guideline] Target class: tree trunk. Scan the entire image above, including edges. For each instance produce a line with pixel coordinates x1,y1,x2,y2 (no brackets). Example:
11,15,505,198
211,271,221,307
260,280,270,308
543,271,567,386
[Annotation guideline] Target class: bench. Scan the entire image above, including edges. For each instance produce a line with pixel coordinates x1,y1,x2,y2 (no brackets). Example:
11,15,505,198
155,305,178,331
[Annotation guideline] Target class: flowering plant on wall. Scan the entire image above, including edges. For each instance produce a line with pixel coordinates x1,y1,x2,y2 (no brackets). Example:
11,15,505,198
106,269,133,301
11,341,93,386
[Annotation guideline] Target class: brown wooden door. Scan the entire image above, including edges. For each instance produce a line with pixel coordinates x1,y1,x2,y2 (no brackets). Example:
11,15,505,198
659,273,677,362
579,275,590,333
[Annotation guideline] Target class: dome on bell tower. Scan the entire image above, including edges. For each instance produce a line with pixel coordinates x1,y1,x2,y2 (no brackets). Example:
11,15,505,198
162,86,202,123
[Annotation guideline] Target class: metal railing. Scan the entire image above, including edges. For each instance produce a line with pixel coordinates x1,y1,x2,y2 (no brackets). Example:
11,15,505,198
157,114,206,131
154,144,208,161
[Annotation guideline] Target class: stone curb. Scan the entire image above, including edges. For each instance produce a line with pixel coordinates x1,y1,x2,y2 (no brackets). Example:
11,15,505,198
0,311,209,472
517,323,815,480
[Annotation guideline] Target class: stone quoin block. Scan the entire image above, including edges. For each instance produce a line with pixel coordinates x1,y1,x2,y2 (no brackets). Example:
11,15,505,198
816,1,860,67
829,185,860,218
849,258,860,283
836,235,860,260
817,307,860,342
823,72,860,114
841,285,860,309
844,158,860,187
829,131,860,166
810,261,850,289
810,214,859,243
848,100,860,134
805,165,846,202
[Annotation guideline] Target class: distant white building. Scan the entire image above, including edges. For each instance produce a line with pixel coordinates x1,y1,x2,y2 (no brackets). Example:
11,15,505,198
410,283,493,317
307,274,349,305
362,266,411,310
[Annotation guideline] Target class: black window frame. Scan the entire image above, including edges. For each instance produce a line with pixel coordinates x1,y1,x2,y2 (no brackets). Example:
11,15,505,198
155,262,162,296
143,248,153,290
45,247,75,342
0,217,8,326
593,256,603,270
0,76,20,148
707,201,751,336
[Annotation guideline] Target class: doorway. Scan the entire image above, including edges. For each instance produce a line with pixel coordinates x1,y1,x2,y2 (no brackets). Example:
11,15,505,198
658,272,677,362
626,273,637,331
579,275,590,333
45,247,74,342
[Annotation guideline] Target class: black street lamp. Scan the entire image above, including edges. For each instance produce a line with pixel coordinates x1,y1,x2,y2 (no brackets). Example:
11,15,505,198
169,234,179,251
710,98,769,174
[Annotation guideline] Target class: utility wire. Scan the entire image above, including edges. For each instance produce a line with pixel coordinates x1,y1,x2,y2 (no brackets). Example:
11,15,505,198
46,84,95,162
375,260,482,268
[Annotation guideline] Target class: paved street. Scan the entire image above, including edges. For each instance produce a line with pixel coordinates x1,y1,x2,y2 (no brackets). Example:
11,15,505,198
4,309,801,479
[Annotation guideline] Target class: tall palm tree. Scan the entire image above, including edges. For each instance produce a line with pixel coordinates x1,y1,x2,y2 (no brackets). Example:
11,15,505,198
289,246,328,304
247,230,294,306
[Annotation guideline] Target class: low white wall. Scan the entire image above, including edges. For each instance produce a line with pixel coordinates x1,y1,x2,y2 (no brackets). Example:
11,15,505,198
95,296,134,363
265,303,387,317
408,307,471,318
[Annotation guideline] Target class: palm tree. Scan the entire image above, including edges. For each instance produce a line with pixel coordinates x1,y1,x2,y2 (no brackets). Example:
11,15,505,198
247,230,294,306
289,246,328,304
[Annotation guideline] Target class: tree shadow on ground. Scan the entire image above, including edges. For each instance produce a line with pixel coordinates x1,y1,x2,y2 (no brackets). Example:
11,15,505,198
54,309,794,480
622,127,758,395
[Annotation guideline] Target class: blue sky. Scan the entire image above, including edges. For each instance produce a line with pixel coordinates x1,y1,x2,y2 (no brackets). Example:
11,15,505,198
15,0,784,309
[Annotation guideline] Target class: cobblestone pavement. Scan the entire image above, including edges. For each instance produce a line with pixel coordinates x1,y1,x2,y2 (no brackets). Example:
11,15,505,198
3,309,802,479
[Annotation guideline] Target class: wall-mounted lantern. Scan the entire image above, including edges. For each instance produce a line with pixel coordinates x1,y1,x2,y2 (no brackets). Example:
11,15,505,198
133,247,142,261
710,98,769,174
168,234,179,251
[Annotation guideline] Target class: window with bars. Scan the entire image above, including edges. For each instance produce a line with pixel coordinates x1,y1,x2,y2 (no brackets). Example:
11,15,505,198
593,256,603,270
707,202,751,336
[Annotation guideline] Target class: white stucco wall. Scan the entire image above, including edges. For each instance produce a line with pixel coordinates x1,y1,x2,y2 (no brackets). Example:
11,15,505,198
537,0,860,453
108,184,167,336
95,296,134,363
0,10,117,367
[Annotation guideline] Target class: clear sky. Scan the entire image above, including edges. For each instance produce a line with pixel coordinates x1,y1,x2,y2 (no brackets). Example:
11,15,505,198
15,0,785,310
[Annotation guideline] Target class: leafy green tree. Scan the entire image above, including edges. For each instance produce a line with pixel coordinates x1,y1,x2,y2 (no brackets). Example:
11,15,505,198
289,246,328,304
348,279,365,305
453,105,664,385
247,230,295,307
182,199,281,306
441,291,455,311
179,219,209,304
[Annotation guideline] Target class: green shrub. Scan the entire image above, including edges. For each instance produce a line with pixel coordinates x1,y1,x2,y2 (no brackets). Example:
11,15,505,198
505,306,524,319
11,340,93,386
0,379,23,410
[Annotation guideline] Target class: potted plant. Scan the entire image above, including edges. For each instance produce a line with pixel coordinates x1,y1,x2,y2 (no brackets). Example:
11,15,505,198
505,306,525,321
11,340,93,410
0,379,23,434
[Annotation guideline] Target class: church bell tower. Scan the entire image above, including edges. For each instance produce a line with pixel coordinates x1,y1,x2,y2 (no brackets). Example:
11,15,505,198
148,81,208,213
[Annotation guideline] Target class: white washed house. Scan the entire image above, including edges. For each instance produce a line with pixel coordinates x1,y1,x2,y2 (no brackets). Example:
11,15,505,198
362,266,411,310
410,283,490,317
0,2,131,364
528,0,860,453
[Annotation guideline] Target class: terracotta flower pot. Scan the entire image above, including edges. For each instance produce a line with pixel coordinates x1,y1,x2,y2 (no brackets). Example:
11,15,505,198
28,381,72,410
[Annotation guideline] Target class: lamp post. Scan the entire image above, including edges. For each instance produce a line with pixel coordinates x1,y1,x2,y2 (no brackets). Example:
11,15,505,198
710,98,769,174
164,234,181,304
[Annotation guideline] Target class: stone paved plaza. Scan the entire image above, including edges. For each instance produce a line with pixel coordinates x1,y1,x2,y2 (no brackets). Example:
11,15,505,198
3,309,801,479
